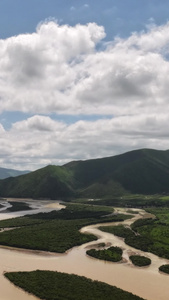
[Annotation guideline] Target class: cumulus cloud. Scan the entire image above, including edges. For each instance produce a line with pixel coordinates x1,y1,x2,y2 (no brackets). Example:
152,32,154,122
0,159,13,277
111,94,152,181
1,21,169,169
0,21,105,114
0,20,169,117
12,115,65,132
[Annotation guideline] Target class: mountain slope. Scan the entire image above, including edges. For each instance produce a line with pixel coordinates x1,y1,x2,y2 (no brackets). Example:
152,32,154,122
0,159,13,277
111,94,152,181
64,149,169,195
0,165,75,199
1,149,169,199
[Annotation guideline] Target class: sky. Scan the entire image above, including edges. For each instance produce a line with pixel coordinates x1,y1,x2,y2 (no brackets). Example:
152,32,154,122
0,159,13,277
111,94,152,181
1,0,169,170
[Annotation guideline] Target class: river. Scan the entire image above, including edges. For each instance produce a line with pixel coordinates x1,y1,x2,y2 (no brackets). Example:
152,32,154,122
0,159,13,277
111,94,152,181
0,200,168,300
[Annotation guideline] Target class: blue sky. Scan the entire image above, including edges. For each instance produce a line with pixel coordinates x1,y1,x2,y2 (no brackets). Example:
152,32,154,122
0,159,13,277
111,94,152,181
1,1,168,39
0,1,169,170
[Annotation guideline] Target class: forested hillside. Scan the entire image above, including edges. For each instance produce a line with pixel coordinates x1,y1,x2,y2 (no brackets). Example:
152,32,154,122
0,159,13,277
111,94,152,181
1,149,169,199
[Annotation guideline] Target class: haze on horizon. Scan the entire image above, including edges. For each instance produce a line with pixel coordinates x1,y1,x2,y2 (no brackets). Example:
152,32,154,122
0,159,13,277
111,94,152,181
0,0,169,171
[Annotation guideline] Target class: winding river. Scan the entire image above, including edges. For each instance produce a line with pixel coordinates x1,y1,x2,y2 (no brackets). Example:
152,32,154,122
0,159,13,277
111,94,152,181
0,200,169,300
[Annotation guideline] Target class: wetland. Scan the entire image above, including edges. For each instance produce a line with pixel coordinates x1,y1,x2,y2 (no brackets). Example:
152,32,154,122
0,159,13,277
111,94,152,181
0,198,169,300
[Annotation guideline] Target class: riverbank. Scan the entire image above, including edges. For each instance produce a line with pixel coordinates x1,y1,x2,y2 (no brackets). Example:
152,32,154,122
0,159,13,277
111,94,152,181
0,202,169,300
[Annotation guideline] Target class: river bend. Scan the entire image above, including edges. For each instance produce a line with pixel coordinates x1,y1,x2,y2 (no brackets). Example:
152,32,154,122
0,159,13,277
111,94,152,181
0,202,168,300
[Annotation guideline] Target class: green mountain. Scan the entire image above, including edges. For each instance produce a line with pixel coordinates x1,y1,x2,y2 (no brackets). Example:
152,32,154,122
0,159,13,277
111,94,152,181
65,148,169,196
1,149,169,199
0,167,29,180
0,165,75,199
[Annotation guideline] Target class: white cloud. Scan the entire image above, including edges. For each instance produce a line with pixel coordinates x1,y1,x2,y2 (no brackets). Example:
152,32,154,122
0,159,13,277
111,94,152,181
12,115,65,132
0,113,169,170
0,20,169,117
0,124,5,133
0,21,106,114
1,21,169,169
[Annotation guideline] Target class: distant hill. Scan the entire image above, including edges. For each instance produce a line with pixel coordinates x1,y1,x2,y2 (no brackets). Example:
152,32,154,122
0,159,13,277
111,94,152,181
0,167,29,180
1,149,169,199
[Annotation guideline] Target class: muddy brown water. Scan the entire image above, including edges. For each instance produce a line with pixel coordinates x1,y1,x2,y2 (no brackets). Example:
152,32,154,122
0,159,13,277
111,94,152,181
0,202,168,300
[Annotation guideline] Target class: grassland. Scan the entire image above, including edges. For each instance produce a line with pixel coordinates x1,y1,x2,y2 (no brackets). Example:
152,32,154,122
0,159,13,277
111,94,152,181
4,270,145,300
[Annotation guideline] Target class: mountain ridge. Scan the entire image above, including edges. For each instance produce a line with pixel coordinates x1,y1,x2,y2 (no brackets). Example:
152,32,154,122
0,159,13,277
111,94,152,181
1,148,169,199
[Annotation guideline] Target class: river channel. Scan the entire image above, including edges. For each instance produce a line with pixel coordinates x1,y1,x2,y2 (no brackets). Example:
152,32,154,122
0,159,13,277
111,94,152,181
0,200,168,300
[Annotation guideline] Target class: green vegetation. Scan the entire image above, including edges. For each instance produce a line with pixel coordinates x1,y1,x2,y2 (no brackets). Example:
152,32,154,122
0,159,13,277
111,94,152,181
2,149,169,199
83,195,169,208
146,207,169,224
129,255,151,267
159,264,169,274
86,246,122,262
99,225,134,239
100,223,157,254
4,270,145,300
131,212,169,259
0,219,97,252
65,148,169,195
100,209,169,259
0,203,131,228
0,165,75,199
0,203,131,252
